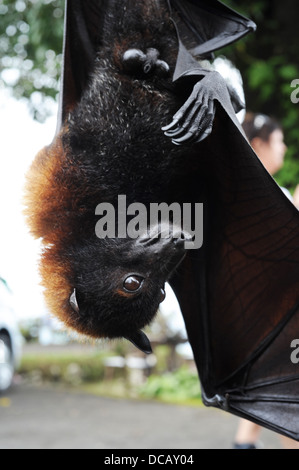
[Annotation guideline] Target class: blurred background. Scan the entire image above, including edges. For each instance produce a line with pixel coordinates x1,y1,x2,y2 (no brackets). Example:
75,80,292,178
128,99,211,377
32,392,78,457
0,0,298,449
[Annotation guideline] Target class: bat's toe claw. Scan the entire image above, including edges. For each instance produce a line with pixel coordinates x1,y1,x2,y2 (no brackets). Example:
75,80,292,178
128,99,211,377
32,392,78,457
196,126,213,143
166,121,213,145
123,49,145,62
156,59,170,74
161,118,180,133
122,49,146,73
163,127,182,138
122,48,169,77
172,131,194,145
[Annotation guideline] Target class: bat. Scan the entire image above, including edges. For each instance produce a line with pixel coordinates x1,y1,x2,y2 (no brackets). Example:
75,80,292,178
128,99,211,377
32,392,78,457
24,0,299,441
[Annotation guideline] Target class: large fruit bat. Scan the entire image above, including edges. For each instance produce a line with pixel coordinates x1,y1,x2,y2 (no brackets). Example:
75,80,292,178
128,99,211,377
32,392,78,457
24,0,299,440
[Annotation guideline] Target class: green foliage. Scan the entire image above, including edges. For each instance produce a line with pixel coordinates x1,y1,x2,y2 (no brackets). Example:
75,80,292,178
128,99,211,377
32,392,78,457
0,0,64,120
221,0,299,190
19,351,109,386
19,347,201,405
139,366,202,404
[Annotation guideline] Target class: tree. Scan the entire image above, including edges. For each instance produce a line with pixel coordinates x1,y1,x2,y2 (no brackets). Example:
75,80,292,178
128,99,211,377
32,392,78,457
0,0,64,121
221,0,299,191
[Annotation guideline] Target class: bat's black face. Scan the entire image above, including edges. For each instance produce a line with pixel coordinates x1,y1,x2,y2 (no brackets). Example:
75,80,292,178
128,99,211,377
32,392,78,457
68,225,191,353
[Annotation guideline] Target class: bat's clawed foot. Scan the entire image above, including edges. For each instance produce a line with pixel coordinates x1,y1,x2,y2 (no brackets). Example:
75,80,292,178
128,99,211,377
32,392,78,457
161,72,228,146
122,48,170,77
162,77,218,146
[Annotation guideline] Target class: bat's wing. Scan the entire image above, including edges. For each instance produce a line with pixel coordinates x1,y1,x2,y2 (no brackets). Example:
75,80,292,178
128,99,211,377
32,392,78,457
169,82,299,441
57,0,107,129
164,0,256,143
169,0,256,62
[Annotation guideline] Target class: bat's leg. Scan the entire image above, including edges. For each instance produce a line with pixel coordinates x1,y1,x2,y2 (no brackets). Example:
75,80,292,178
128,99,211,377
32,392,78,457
162,72,230,145
122,48,170,76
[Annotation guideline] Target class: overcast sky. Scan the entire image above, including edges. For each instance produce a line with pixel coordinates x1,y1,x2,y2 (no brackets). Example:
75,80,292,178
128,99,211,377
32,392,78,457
0,88,57,319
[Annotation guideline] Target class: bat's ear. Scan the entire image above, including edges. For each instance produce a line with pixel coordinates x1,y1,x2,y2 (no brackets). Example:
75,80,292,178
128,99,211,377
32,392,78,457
125,330,152,355
69,288,80,314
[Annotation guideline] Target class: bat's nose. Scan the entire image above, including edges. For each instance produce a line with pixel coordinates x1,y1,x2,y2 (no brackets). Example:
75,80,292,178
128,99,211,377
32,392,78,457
172,229,193,245
137,224,192,248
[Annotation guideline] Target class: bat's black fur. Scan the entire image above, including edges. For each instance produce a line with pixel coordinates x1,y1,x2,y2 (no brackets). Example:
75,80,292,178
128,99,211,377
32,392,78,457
24,0,202,350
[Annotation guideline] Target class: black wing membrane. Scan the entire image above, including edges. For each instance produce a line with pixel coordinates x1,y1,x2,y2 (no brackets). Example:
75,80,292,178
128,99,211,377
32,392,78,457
169,0,256,57
170,99,299,440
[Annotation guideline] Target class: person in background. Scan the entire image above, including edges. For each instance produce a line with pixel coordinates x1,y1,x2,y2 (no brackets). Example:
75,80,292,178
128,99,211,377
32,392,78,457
242,112,299,207
233,112,299,449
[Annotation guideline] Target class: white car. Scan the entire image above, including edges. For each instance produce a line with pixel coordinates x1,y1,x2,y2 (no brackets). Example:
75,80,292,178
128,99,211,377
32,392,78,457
0,278,23,392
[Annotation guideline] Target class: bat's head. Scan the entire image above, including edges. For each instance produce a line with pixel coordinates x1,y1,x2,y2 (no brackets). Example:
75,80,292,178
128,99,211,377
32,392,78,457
42,224,191,354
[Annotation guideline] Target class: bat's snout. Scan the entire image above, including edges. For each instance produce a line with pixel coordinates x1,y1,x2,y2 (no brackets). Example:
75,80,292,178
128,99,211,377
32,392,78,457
137,224,193,250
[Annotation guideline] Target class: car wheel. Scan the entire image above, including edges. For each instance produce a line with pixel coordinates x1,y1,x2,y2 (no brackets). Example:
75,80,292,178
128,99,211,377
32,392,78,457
0,333,14,393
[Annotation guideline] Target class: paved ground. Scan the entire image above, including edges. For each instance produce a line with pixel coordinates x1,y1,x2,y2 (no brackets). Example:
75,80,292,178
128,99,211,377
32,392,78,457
0,383,284,450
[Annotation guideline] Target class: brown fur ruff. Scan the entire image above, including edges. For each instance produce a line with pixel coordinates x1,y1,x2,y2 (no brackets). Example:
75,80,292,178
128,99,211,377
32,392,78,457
23,130,96,337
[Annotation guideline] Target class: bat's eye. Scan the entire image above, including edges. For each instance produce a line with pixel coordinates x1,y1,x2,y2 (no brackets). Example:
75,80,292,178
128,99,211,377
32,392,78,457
123,275,144,293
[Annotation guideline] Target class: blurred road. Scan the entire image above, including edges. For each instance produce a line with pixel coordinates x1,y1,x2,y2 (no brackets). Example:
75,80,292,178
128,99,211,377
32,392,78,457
0,383,284,449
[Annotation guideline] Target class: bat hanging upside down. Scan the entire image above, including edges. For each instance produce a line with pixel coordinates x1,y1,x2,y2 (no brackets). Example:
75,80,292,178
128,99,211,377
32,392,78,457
24,0,249,352
24,0,299,440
